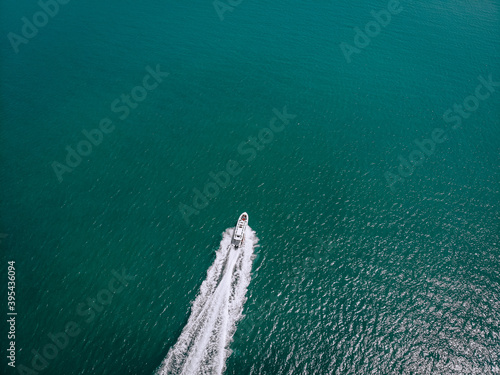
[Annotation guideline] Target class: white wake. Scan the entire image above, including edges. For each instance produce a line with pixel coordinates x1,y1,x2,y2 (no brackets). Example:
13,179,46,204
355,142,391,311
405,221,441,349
156,226,258,375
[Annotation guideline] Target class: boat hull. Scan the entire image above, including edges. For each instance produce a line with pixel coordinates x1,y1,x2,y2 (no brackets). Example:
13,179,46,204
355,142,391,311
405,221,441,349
231,212,248,248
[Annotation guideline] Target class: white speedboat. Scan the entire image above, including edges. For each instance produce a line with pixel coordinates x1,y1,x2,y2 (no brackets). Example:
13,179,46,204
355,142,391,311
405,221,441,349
231,212,248,248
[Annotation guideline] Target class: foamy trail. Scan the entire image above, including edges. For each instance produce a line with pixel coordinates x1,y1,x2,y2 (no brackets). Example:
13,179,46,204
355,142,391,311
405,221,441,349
155,226,258,375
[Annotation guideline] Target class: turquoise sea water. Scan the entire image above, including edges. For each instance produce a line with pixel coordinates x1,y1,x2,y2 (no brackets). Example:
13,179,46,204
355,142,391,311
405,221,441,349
1,0,499,374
